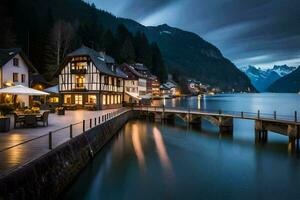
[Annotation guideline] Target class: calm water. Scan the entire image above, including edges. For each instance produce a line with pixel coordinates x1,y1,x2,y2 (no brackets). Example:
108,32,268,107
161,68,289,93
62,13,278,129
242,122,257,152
64,93,300,200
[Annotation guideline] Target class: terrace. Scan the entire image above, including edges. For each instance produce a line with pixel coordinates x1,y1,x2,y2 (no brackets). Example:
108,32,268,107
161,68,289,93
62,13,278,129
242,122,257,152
0,108,127,176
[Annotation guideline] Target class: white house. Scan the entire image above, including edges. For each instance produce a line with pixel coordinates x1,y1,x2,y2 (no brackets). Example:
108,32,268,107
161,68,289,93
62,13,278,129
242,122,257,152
0,48,37,106
118,63,147,103
57,46,126,110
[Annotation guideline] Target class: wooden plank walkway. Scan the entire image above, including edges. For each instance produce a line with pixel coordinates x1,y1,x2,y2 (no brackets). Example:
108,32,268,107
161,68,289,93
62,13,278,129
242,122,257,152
0,109,123,176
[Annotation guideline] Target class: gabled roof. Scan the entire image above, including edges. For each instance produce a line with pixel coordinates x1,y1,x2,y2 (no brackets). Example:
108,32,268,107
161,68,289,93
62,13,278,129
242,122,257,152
119,63,147,79
0,48,38,73
60,46,125,78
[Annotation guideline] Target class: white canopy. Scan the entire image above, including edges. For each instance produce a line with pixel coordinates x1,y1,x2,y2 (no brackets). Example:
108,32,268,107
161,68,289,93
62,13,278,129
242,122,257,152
0,85,49,96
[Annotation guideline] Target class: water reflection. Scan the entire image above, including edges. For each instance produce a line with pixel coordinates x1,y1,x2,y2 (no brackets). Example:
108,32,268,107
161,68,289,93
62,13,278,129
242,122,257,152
132,124,146,170
152,126,173,176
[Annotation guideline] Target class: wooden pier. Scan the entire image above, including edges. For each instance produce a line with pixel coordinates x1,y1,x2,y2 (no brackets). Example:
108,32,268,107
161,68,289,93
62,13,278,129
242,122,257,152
135,106,300,151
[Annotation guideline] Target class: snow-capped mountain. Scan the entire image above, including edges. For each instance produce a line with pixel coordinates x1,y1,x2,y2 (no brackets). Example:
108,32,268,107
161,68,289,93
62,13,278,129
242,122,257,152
240,65,297,92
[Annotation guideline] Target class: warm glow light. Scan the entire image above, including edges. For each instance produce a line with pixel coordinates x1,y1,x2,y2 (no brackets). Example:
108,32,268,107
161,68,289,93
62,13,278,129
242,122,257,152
132,124,146,170
197,95,201,110
153,126,173,176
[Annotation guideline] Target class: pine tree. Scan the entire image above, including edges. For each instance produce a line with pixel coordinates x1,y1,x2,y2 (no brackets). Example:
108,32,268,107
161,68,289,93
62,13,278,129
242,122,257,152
134,32,152,67
120,37,136,63
151,43,168,82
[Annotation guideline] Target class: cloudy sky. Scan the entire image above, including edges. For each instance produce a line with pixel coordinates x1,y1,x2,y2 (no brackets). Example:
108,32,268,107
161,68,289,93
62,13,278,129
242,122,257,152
91,0,300,69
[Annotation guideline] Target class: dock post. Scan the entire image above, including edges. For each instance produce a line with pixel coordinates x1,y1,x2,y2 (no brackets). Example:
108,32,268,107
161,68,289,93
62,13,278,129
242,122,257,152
49,131,52,150
258,110,260,119
70,124,73,138
241,111,244,118
83,120,85,132
295,111,297,122
274,111,276,120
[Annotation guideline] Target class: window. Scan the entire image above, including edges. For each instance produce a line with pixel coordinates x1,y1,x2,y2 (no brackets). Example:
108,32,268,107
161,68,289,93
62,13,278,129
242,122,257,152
21,74,26,83
115,95,118,104
13,73,18,82
107,95,110,105
118,95,121,104
75,95,83,105
13,58,19,66
75,75,85,88
88,95,97,104
103,95,106,105
110,95,114,104
64,95,71,104
49,97,59,103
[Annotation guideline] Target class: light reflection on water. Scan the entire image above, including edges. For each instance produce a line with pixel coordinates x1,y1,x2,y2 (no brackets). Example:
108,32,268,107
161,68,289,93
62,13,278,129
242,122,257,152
64,94,300,200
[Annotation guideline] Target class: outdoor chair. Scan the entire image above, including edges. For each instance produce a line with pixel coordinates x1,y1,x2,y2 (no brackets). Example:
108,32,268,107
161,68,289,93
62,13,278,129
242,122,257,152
37,111,50,127
13,113,25,128
24,115,37,128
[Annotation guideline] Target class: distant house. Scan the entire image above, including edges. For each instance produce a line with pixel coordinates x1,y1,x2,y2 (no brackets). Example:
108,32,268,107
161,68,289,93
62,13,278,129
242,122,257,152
57,46,126,110
132,63,160,96
0,48,38,106
118,63,147,103
161,80,180,97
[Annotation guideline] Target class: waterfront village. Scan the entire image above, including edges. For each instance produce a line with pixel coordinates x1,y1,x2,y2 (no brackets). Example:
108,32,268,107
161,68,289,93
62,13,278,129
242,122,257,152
0,45,217,126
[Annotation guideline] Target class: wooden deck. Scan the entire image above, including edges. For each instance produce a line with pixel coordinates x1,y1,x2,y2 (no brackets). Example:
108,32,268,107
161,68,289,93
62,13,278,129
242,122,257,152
0,109,120,176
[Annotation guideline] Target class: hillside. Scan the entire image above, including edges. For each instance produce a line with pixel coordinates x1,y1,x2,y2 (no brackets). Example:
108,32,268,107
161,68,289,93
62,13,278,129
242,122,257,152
268,66,300,93
0,0,254,92
240,65,296,92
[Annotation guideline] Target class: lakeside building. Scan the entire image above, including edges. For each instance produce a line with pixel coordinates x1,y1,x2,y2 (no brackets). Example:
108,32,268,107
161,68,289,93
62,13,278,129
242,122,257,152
187,79,208,95
0,48,38,107
118,63,147,103
161,80,181,97
132,63,160,96
57,46,126,110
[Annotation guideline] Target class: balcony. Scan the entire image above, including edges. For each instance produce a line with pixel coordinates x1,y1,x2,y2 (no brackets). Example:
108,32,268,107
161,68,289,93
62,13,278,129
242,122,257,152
101,84,124,93
71,68,87,74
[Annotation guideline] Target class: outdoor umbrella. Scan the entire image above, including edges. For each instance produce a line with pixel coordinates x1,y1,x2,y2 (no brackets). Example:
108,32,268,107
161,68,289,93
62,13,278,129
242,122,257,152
0,85,49,96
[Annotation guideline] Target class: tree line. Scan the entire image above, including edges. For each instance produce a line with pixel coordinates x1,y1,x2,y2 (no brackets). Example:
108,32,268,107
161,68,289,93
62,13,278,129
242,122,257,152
0,0,168,82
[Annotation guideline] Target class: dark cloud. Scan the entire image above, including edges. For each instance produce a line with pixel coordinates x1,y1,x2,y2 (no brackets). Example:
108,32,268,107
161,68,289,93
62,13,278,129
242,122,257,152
92,0,300,68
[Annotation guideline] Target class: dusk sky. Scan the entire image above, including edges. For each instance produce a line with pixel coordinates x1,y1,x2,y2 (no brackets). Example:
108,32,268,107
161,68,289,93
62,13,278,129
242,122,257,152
91,0,300,69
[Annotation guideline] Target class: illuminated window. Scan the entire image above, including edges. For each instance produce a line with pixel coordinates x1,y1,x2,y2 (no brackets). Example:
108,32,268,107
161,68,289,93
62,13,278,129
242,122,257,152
107,95,110,105
111,95,114,104
75,95,83,105
75,75,85,88
13,73,18,82
49,97,59,103
103,95,106,105
115,95,117,104
88,95,97,104
118,95,121,104
64,95,71,104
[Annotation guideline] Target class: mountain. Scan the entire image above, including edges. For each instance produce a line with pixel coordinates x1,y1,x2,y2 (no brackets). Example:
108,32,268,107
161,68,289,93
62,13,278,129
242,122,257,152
240,65,296,92
268,66,300,93
1,0,254,92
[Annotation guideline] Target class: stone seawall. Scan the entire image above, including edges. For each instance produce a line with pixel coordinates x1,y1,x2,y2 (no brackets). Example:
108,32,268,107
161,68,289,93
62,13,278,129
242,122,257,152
0,110,137,200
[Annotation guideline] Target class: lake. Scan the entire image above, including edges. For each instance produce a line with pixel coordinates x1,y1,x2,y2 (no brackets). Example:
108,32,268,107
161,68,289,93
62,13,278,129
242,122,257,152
64,93,300,200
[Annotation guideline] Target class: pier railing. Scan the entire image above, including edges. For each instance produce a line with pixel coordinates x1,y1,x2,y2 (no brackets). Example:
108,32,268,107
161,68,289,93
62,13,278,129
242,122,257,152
0,108,130,175
134,105,300,123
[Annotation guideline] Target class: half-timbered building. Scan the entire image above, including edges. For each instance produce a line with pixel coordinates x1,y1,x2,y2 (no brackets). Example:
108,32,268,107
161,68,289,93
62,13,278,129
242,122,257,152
57,46,126,110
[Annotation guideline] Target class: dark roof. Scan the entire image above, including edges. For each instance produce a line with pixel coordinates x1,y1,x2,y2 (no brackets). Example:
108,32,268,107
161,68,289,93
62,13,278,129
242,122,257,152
119,63,147,79
133,63,149,71
64,46,125,78
0,48,38,73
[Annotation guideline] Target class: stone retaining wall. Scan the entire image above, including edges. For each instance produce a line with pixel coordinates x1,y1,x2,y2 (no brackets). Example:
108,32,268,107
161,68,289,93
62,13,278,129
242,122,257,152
0,110,137,200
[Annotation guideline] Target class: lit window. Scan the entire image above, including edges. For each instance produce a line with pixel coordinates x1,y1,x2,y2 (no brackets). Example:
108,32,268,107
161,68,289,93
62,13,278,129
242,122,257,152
118,95,121,104
107,95,110,105
49,97,59,103
13,58,19,66
75,95,83,105
88,95,97,104
111,95,114,104
103,95,106,105
13,73,18,82
115,95,117,104
64,95,71,104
